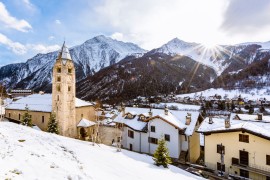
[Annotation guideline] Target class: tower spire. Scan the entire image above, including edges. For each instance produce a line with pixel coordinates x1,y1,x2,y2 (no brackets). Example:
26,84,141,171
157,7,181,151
57,41,72,63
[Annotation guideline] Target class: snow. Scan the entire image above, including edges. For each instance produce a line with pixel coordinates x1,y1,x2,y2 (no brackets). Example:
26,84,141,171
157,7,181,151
6,94,93,112
75,98,94,107
0,122,202,180
177,88,270,101
115,107,200,136
77,118,96,127
197,113,270,139
152,102,201,111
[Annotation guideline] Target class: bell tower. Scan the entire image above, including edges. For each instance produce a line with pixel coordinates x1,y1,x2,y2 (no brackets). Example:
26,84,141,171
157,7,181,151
52,42,76,137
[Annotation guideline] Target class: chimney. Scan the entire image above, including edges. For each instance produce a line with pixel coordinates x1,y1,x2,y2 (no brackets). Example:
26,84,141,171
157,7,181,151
225,116,230,128
148,108,153,117
209,116,213,124
185,113,191,125
258,113,263,120
121,103,125,117
164,105,168,115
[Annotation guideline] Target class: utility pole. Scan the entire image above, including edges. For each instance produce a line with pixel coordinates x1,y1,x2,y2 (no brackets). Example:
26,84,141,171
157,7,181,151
117,103,124,152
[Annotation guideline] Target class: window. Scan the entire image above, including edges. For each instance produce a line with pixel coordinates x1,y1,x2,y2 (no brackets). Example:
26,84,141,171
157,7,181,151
42,116,45,123
128,130,134,138
57,76,61,82
217,162,225,172
81,114,83,118
217,144,225,154
57,85,61,92
9,113,10,117
68,86,71,91
68,68,72,73
239,134,249,143
165,134,170,142
57,67,61,73
240,169,249,178
57,95,59,101
117,137,121,142
148,137,158,144
19,114,21,120
151,126,155,132
267,155,270,165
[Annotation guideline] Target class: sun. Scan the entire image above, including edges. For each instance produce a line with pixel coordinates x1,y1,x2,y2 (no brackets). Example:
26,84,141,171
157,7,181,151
201,41,218,49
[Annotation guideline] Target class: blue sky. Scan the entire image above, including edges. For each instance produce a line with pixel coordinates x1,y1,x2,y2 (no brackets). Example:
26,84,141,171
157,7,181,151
1,0,270,66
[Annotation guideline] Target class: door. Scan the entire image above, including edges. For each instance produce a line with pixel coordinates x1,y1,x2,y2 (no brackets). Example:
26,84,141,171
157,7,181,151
239,150,249,166
240,169,249,178
129,144,133,151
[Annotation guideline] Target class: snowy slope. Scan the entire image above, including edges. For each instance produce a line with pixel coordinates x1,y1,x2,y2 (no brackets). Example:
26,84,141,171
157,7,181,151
0,122,202,180
0,35,146,92
177,88,270,101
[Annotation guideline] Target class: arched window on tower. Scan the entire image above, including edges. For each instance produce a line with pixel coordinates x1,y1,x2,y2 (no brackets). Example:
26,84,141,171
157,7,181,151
57,67,61,73
57,76,61,82
68,67,72,73
68,86,71,91
57,85,61,92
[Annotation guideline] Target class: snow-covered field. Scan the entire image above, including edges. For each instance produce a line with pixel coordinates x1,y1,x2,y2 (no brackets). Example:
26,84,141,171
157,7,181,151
0,122,202,180
177,88,270,101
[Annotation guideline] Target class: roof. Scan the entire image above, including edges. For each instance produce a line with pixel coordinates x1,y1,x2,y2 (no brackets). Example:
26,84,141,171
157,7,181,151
6,94,93,112
197,113,270,140
114,107,200,135
77,118,96,127
58,42,72,60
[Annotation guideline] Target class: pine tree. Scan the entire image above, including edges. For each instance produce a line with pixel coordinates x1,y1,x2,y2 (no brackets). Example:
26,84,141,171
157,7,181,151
47,112,59,134
21,105,32,127
153,137,172,168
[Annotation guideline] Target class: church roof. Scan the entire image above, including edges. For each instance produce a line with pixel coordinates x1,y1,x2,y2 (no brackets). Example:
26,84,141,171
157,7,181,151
58,42,72,60
6,94,94,113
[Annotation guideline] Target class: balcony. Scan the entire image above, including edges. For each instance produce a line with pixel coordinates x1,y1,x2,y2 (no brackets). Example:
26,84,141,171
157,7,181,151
232,157,270,177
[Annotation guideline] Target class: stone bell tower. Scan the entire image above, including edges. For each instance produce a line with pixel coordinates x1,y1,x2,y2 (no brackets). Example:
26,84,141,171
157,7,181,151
52,42,76,137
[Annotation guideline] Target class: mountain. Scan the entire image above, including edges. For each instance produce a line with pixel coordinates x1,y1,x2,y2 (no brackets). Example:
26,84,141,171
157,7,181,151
0,35,146,92
149,38,270,76
213,51,270,89
77,53,217,103
0,122,200,179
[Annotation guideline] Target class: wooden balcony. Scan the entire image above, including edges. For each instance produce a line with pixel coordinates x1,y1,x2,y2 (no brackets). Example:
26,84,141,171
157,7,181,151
232,157,270,177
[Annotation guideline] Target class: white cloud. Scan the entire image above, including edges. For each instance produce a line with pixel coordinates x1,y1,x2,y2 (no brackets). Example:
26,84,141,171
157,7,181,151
111,32,124,41
0,33,27,54
95,0,270,48
48,36,55,41
95,0,227,49
0,2,32,32
22,0,35,10
27,44,60,54
55,19,61,25
0,33,60,55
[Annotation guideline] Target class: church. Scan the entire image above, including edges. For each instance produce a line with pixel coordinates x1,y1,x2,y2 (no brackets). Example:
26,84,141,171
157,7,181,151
5,42,96,138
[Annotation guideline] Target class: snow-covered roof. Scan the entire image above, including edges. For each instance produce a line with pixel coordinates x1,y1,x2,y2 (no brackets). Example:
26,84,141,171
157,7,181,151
6,94,93,112
115,107,200,135
75,98,94,107
77,118,96,127
197,113,270,140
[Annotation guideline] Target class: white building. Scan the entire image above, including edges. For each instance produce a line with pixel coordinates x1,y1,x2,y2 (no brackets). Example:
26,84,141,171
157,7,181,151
115,106,202,163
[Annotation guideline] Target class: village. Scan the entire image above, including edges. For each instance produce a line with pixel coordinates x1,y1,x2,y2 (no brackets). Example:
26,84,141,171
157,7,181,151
0,43,270,180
